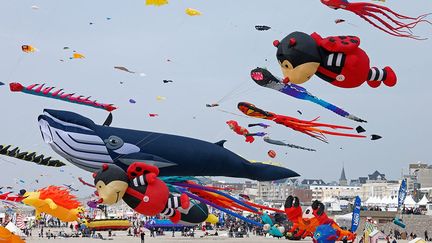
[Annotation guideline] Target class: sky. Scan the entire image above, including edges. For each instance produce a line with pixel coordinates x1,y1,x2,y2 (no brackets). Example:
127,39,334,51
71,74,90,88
0,0,431,197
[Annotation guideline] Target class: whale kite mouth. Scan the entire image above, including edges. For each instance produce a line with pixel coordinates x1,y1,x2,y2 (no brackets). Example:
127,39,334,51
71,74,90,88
38,110,113,172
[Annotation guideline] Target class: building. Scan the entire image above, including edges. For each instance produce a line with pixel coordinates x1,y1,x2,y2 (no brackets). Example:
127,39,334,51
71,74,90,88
310,185,361,201
360,181,400,200
339,166,348,186
257,181,312,205
410,162,432,188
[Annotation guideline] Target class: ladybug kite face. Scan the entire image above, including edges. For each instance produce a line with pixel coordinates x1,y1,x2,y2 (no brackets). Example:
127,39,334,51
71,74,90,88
94,164,129,205
275,32,321,85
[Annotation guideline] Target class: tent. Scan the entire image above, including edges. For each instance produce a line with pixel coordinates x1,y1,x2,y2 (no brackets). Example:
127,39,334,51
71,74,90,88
409,238,427,243
5,222,24,237
404,195,417,207
418,195,429,206
334,213,352,229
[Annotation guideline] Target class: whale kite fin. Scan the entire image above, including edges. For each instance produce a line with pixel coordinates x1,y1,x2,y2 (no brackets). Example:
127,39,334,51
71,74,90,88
214,140,227,147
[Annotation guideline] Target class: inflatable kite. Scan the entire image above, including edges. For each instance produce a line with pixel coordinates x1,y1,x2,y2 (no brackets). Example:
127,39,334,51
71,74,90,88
71,53,85,59
0,226,24,243
238,102,366,143
146,0,168,6
22,186,84,222
270,31,397,88
320,0,431,39
38,108,299,181
114,66,135,73
263,136,316,152
83,219,132,231
10,83,116,112
248,123,270,128
0,145,66,167
255,25,271,31
313,225,338,243
0,192,24,202
185,8,201,16
267,150,276,158
251,67,366,122
226,120,261,143
94,163,192,223
284,196,356,241
21,45,37,53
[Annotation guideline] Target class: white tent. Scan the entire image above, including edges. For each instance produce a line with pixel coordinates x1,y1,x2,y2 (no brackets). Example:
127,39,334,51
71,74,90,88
409,238,427,243
5,222,24,237
404,195,417,207
418,195,429,206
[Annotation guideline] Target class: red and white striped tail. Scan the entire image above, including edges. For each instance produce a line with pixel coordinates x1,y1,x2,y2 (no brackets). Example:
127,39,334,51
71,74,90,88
15,214,26,229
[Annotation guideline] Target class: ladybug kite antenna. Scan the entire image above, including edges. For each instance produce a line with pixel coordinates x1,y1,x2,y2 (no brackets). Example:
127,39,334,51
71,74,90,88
273,40,280,47
102,164,109,171
289,38,296,47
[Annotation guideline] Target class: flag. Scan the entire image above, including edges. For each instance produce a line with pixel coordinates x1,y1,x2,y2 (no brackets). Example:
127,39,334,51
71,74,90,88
351,196,361,232
398,179,407,209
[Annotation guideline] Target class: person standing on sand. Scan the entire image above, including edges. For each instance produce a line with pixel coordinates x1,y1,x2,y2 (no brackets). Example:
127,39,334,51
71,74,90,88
140,231,145,243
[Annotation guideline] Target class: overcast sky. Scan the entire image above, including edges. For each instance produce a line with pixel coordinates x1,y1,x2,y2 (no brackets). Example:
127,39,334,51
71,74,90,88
0,0,431,197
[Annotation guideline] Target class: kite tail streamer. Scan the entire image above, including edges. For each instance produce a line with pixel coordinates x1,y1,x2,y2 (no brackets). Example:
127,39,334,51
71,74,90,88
173,182,259,213
9,82,116,112
177,188,263,227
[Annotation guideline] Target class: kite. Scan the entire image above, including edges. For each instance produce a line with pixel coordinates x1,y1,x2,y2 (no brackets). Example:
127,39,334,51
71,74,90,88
62,184,79,192
31,5,40,10
38,108,299,181
285,196,356,241
185,8,201,16
22,186,84,222
78,177,95,188
251,68,366,123
267,150,276,158
371,134,382,140
156,96,166,101
248,123,270,128
163,80,173,83
334,19,345,24
320,0,431,39
0,82,4,86
238,102,366,143
146,0,168,6
0,226,24,243
71,53,85,59
226,120,255,143
263,136,316,151
95,163,198,224
149,113,158,117
129,99,136,104
114,66,135,73
356,126,366,133
255,25,271,31
0,145,66,167
271,31,397,88
21,45,37,53
313,225,338,243
206,103,219,107
0,192,24,203
10,82,116,112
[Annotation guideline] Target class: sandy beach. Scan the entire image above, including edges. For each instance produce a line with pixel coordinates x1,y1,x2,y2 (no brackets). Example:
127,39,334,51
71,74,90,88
23,229,415,243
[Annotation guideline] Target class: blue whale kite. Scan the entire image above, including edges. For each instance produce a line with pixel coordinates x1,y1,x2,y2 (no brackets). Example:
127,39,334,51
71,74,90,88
38,109,299,181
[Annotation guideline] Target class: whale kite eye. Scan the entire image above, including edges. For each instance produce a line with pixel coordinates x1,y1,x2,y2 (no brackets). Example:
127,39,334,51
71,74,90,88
104,135,124,150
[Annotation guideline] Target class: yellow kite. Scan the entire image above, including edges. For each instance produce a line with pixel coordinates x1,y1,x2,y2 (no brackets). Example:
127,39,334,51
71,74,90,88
146,0,168,6
185,8,201,16
22,186,84,222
